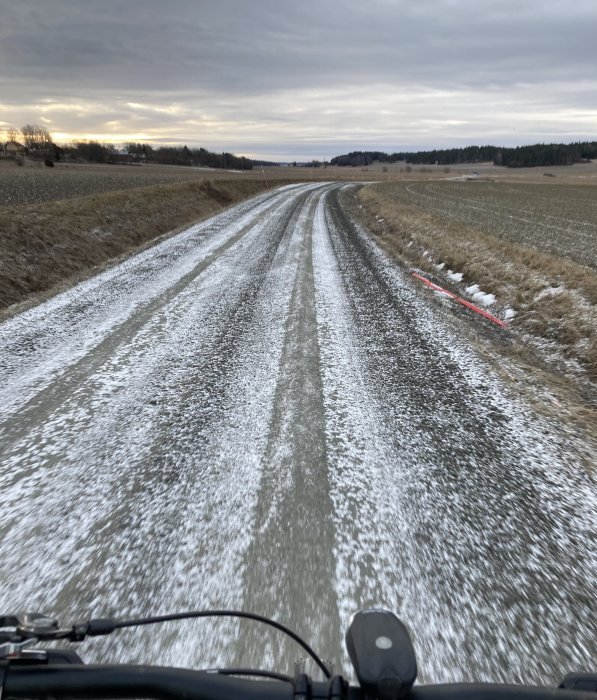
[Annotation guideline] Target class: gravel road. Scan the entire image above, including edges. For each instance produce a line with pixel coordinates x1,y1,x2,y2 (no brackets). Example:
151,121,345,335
0,182,595,684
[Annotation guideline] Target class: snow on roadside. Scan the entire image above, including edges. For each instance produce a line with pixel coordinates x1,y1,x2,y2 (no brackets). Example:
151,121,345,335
440,265,500,309
435,261,517,320
465,283,496,307
431,263,501,310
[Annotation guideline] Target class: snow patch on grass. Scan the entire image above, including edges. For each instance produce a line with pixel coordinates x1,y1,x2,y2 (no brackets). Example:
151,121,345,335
447,270,463,282
534,285,566,302
464,282,496,307
472,290,496,306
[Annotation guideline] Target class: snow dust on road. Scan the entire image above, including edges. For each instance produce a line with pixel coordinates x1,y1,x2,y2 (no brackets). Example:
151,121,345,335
0,182,595,683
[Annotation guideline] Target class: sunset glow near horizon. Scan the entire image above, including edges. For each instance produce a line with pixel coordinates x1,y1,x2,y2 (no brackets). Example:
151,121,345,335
2,1,596,162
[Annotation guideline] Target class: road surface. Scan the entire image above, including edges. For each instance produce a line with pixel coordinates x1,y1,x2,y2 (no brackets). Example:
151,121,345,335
0,182,595,683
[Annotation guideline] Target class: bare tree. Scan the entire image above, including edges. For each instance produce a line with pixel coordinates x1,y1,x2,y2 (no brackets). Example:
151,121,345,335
7,127,18,143
21,124,53,153
20,124,37,149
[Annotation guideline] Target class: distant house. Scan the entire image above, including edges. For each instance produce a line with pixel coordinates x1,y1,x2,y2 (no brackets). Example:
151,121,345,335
2,140,26,158
109,149,142,164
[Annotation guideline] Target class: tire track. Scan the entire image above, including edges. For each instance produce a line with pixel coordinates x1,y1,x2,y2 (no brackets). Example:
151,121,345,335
0,182,594,684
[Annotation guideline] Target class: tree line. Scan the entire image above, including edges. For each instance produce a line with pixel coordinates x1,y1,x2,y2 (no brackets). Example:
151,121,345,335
330,141,597,168
125,143,252,169
60,140,252,170
2,124,252,170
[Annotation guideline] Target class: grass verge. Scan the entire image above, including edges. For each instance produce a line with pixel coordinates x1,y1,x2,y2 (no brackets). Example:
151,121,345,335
354,183,597,399
0,178,286,319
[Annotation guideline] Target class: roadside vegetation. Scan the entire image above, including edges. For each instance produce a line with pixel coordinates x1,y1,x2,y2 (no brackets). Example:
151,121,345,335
0,175,284,316
354,180,597,394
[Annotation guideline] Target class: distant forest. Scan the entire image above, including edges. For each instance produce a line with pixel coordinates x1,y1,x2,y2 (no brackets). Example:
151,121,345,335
82,142,253,169
330,141,597,168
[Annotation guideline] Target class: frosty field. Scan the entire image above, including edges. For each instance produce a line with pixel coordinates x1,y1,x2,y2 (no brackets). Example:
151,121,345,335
367,179,597,268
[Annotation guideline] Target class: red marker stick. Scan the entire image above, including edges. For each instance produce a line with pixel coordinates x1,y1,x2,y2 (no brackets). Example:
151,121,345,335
412,273,508,328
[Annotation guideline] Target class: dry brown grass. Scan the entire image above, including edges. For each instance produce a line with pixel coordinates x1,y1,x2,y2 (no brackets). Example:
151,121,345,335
0,178,286,316
356,182,597,387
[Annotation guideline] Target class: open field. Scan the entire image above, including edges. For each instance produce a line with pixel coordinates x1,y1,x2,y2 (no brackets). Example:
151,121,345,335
3,157,595,208
0,157,493,208
372,180,597,267
0,158,396,208
0,160,239,207
355,178,597,396
374,159,597,185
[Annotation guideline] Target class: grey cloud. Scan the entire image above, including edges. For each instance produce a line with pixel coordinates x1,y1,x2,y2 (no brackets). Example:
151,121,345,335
3,0,596,94
1,0,596,158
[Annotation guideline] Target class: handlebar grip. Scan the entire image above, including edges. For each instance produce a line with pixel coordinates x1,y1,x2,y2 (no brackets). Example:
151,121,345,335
4,664,294,700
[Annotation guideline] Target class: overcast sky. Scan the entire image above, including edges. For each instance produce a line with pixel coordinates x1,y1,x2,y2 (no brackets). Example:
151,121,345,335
1,0,596,160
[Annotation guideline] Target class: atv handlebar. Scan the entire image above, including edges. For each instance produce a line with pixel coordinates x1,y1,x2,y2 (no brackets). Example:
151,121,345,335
4,665,597,700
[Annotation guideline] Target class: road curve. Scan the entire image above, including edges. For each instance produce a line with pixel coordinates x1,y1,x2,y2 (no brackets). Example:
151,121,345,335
0,182,595,683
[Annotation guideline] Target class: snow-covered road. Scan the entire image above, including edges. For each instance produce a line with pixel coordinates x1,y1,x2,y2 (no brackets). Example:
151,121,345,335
0,182,595,683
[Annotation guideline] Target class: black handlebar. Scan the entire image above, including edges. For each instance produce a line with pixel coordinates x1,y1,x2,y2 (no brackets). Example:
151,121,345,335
2,610,595,700
5,665,597,700
408,687,597,700
4,665,294,700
